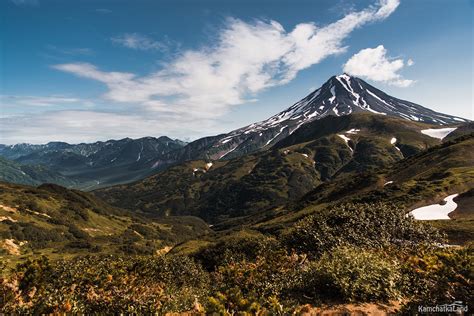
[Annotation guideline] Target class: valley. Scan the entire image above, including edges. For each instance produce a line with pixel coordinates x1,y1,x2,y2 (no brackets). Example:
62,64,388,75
1,75,473,314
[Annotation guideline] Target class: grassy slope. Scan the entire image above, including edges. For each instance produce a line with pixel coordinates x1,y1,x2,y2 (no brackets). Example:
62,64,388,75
254,134,474,243
171,134,474,257
96,113,445,224
0,156,76,187
0,182,210,268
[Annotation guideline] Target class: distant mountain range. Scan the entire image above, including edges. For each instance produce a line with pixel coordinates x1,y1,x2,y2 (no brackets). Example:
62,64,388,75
0,136,186,189
96,113,474,224
0,74,470,189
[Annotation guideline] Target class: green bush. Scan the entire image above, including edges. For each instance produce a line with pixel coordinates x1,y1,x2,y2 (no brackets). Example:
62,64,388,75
1,255,210,314
283,202,442,257
294,246,402,302
207,252,301,314
400,245,474,311
195,232,282,271
8,222,64,247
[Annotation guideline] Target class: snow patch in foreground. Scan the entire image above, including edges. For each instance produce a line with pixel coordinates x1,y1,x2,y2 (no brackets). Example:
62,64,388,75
409,194,459,220
421,127,457,140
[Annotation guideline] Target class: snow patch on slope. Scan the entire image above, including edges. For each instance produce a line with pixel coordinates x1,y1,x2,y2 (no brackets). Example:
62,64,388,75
219,145,239,159
346,128,360,134
337,134,353,152
390,137,402,153
265,126,287,146
408,194,459,220
328,86,336,104
421,128,457,140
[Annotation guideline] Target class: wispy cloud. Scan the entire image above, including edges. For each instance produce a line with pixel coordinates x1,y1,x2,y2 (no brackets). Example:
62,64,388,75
2,0,399,144
54,0,400,122
111,33,167,51
343,45,414,87
1,95,92,107
0,110,217,144
46,45,94,56
96,8,112,14
10,0,39,6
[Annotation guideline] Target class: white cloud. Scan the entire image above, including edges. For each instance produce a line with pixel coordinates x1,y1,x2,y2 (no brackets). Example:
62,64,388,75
10,0,39,6
111,33,166,51
54,0,399,121
45,45,94,56
1,95,86,107
0,0,399,144
96,8,112,14
407,58,414,66
343,45,414,87
0,110,218,144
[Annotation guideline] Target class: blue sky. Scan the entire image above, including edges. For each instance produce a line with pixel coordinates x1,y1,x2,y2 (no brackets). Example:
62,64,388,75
0,0,472,144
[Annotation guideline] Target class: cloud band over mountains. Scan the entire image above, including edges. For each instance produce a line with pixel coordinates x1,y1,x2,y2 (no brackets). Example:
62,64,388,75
3,0,401,144
53,0,400,119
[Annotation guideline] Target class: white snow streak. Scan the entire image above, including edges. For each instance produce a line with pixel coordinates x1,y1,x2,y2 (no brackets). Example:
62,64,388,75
346,128,360,134
328,86,336,104
409,194,459,220
421,128,457,140
136,143,144,161
265,126,287,146
366,89,394,109
219,145,239,159
337,134,353,152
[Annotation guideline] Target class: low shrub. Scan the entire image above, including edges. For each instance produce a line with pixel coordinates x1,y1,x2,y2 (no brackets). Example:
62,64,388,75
1,255,210,314
293,245,402,302
283,202,442,257
400,245,474,311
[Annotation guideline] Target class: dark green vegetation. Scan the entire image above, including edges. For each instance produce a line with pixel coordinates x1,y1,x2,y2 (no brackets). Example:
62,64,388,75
0,182,210,268
0,136,186,190
96,113,453,224
1,113,473,313
1,203,472,313
0,156,77,187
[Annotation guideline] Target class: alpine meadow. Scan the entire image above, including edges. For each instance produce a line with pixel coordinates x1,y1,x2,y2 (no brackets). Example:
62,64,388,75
1,0,473,314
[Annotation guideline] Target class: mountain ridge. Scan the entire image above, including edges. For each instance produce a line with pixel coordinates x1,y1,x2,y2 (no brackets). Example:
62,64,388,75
0,136,187,189
96,112,463,224
0,74,470,189
155,74,470,163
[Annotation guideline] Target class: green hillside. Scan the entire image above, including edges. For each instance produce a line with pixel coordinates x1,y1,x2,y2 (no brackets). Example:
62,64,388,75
0,182,210,268
1,115,472,314
250,134,474,244
96,113,448,224
0,156,77,187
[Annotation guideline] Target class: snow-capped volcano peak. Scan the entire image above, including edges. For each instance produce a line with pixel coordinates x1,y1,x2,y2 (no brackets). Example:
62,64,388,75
203,74,470,160
261,73,469,126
